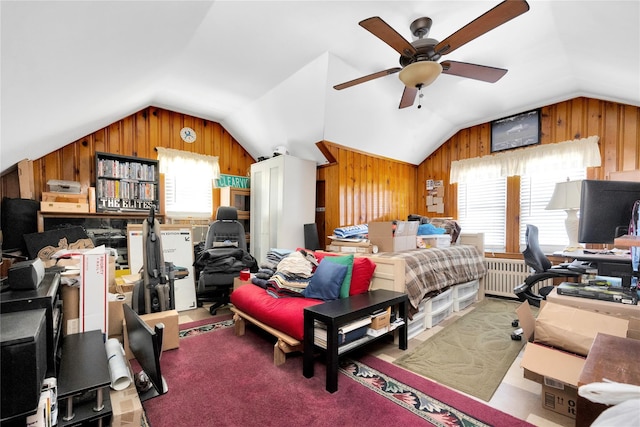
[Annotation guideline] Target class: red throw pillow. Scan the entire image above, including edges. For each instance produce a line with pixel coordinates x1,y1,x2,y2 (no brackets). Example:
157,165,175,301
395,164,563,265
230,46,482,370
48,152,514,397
309,251,376,296
349,257,376,295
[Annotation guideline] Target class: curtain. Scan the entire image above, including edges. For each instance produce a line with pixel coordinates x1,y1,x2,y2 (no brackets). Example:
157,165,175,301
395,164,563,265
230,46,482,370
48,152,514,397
156,147,220,178
450,136,601,184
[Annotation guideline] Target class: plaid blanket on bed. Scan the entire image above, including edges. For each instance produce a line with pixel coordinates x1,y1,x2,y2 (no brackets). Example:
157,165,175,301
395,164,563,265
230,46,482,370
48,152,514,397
376,245,487,309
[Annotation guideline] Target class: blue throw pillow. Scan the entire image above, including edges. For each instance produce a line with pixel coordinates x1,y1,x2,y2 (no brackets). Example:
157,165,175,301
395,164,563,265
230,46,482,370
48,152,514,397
303,260,348,301
322,254,354,299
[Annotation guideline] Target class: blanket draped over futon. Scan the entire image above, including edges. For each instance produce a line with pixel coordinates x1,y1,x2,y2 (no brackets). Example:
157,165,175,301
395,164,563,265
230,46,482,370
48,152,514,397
374,245,487,309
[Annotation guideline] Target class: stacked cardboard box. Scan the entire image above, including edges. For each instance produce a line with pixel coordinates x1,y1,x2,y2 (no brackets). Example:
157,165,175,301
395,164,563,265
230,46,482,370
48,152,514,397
368,221,418,253
517,301,640,419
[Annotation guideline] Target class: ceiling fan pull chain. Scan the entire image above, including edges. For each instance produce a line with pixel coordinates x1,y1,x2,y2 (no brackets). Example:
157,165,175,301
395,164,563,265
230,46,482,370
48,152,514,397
417,85,424,109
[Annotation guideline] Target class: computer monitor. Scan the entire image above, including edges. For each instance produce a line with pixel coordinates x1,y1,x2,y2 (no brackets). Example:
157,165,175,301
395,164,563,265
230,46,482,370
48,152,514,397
578,179,640,245
123,304,168,401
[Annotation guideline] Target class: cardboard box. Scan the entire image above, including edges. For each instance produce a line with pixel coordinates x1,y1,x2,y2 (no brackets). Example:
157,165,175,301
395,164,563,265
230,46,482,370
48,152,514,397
60,284,80,336
327,244,373,254
40,201,89,213
41,192,88,203
111,276,138,294
533,301,628,356
517,301,632,419
108,292,132,338
110,376,143,427
418,234,451,248
370,306,391,330
368,221,419,253
123,309,179,359
77,248,110,335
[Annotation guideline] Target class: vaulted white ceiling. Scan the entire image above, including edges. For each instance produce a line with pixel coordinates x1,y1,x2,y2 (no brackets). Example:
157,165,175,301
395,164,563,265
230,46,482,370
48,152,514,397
2,1,639,173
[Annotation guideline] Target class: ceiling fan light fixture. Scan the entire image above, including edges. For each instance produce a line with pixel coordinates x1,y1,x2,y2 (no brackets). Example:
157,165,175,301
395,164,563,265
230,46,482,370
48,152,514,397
398,61,443,88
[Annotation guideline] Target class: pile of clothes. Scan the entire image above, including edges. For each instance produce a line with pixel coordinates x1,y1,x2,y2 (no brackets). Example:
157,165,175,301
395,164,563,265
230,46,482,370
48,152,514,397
252,249,319,298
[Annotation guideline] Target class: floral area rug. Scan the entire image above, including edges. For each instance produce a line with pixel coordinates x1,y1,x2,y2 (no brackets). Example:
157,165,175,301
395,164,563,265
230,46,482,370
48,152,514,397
340,359,491,427
171,318,527,427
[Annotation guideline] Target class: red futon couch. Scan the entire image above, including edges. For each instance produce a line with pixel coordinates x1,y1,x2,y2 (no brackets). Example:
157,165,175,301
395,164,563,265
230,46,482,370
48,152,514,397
230,251,377,365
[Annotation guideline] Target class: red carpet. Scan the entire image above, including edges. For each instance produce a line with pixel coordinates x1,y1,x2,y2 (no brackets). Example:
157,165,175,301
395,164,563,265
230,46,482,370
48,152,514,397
141,321,533,427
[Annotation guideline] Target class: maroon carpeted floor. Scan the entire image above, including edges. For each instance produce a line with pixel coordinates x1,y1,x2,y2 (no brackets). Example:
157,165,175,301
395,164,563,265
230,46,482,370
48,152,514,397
141,320,533,427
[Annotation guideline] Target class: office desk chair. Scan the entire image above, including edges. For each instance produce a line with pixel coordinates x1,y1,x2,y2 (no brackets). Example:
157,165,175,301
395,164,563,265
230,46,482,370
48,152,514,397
514,224,582,307
195,206,250,314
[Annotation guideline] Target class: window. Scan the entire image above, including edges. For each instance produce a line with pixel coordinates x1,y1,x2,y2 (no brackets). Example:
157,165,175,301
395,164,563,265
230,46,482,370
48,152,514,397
519,168,586,253
451,136,600,253
156,148,220,219
457,176,507,252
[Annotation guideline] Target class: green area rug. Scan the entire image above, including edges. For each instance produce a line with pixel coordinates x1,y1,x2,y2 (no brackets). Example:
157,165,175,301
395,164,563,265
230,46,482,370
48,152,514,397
394,298,526,402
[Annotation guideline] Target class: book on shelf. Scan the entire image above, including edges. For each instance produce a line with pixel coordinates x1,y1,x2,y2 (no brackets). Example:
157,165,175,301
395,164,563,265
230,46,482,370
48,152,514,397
314,316,372,349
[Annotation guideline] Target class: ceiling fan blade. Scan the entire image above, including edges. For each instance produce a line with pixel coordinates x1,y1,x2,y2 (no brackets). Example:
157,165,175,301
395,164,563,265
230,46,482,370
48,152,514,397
435,0,530,56
441,61,508,83
333,67,401,90
399,86,418,109
359,17,417,57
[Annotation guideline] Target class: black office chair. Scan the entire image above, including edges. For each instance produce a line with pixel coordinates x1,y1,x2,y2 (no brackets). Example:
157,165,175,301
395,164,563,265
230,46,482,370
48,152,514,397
514,224,582,307
194,206,256,314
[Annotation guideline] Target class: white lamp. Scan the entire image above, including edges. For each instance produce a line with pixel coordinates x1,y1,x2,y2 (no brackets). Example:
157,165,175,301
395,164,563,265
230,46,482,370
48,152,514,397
546,179,583,251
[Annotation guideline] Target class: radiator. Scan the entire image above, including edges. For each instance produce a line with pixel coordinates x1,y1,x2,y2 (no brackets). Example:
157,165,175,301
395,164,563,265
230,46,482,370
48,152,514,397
484,258,552,298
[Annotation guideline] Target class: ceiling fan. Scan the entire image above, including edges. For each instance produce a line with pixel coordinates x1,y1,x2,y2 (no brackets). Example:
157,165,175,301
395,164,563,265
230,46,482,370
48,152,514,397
333,0,530,109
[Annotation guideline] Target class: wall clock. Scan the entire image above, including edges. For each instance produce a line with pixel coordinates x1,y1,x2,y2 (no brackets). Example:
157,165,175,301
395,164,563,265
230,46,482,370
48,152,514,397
180,127,196,143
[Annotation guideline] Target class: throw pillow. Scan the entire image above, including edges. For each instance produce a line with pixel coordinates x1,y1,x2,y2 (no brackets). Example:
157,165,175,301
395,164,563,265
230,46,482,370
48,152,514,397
302,260,347,301
310,251,377,296
322,254,354,298
349,257,377,295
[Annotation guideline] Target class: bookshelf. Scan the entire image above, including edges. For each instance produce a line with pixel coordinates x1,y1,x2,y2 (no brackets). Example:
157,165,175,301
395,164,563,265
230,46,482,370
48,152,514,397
95,152,159,213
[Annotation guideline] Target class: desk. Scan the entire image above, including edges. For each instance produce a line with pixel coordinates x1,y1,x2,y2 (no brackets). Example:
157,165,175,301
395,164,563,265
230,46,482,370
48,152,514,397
303,290,408,393
576,333,640,426
554,251,633,286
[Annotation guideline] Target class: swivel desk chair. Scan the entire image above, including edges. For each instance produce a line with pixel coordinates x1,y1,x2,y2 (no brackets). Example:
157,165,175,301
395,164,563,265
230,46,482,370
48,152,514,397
195,206,248,315
514,224,583,307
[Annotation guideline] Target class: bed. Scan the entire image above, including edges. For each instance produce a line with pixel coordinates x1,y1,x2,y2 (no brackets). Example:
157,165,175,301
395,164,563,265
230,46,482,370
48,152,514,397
364,233,487,310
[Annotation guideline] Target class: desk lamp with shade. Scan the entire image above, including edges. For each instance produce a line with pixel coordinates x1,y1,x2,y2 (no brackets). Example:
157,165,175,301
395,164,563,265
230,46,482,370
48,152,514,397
546,179,583,252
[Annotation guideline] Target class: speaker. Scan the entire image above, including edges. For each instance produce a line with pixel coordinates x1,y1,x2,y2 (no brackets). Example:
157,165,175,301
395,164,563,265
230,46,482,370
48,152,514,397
304,223,321,250
0,309,47,420
8,258,45,290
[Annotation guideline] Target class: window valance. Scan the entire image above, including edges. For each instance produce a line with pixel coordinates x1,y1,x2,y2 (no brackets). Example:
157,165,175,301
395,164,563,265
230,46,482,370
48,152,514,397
449,136,601,184
156,147,220,179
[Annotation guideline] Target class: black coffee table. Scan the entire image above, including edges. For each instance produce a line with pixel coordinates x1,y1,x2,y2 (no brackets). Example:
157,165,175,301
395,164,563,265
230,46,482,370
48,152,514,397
303,289,408,392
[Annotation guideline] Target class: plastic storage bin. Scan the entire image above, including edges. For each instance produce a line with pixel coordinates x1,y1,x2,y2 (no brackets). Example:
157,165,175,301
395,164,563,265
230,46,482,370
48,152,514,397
453,292,477,312
423,288,453,314
452,280,479,300
407,311,427,339
425,301,454,328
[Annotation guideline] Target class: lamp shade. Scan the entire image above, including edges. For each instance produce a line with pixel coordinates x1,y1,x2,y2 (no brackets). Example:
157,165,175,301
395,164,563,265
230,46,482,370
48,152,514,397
398,61,443,88
545,180,583,210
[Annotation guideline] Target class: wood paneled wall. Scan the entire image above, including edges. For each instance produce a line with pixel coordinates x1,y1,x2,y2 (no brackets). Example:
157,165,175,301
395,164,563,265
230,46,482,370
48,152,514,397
1,107,255,203
2,97,638,255
417,97,640,253
317,141,418,246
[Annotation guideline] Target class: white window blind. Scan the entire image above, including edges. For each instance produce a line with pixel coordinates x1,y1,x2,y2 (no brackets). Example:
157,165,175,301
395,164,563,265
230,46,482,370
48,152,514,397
457,176,507,252
156,148,220,219
520,168,586,252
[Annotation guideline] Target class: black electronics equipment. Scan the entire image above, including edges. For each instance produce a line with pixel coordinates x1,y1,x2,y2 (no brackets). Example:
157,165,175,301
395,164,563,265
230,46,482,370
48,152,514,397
8,258,45,290
0,309,47,421
578,180,640,244
123,304,167,401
